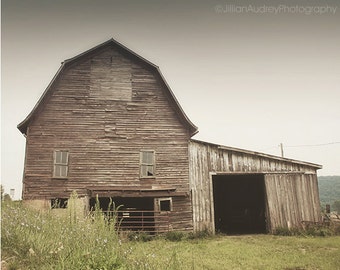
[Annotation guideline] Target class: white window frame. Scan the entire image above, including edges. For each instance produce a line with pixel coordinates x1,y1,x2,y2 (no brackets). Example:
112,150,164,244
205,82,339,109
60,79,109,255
53,150,69,178
140,150,155,178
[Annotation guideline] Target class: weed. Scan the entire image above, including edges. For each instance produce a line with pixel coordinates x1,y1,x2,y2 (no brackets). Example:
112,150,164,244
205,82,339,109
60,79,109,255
187,228,212,240
127,231,153,242
274,227,299,236
165,231,185,242
274,223,337,237
1,193,123,269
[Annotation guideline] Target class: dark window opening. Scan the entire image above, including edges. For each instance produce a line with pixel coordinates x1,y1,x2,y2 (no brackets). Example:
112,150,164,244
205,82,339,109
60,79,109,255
213,174,267,234
51,198,68,209
159,198,172,212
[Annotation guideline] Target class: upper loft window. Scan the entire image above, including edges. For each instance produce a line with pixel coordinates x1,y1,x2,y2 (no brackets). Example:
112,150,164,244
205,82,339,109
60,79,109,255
140,150,155,178
90,52,132,101
53,150,69,178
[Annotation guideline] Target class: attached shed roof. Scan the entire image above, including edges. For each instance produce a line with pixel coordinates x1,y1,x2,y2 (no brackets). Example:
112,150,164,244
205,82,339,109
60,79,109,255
190,139,322,170
17,38,198,136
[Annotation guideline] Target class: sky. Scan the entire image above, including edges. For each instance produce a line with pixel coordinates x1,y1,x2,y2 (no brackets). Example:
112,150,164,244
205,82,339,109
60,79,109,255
1,0,340,199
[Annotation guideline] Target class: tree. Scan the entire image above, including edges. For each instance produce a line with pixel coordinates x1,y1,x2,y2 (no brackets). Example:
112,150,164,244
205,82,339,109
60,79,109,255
1,184,12,201
332,201,340,213
3,193,12,201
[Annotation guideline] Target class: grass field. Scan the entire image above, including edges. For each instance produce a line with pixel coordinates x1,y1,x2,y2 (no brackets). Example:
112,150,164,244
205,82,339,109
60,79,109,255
1,198,339,270
122,235,340,270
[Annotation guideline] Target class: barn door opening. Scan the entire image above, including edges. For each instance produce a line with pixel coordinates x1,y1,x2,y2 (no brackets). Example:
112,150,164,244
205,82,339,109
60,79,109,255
212,174,267,234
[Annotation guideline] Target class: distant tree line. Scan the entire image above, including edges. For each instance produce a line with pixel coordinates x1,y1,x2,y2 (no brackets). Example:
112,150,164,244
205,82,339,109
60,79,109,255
318,176,340,213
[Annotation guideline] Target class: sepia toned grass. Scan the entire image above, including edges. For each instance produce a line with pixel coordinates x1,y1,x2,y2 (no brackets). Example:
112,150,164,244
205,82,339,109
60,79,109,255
2,196,339,269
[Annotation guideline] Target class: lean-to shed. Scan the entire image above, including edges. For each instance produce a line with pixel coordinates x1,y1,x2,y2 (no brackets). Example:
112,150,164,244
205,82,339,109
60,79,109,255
189,139,322,233
18,39,322,234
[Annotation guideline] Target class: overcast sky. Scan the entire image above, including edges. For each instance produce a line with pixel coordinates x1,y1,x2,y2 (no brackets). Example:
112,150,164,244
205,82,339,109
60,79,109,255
2,0,340,199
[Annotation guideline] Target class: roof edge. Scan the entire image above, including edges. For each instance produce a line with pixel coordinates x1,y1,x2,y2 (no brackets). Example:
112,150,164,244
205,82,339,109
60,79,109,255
156,67,198,136
17,38,198,136
63,38,158,68
17,64,66,134
190,139,323,169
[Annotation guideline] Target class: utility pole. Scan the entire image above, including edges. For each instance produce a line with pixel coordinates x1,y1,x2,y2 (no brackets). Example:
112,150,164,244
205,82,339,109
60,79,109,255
279,143,284,157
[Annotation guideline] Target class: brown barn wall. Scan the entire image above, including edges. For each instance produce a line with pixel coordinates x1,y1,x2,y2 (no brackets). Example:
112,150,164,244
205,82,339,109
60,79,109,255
169,196,193,231
22,45,193,230
189,140,321,233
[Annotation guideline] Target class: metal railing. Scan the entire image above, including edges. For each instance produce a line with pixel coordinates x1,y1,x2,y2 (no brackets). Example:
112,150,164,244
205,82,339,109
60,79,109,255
104,210,171,233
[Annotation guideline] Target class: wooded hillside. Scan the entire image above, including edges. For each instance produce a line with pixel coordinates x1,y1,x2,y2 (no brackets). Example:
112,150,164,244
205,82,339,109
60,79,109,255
318,176,340,210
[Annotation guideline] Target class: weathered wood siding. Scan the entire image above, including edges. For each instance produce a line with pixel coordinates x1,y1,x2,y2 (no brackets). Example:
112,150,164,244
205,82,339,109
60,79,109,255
23,44,193,229
169,196,193,231
189,140,321,232
264,173,321,232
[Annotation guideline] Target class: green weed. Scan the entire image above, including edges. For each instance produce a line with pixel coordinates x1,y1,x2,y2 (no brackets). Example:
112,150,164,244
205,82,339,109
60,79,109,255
165,231,185,242
274,223,340,237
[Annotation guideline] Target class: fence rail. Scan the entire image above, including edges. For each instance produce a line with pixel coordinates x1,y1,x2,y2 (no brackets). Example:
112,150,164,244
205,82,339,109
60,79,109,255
104,210,171,233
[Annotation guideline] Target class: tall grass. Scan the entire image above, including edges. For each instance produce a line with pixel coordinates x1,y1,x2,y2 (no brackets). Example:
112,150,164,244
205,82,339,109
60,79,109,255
2,195,340,269
1,193,123,269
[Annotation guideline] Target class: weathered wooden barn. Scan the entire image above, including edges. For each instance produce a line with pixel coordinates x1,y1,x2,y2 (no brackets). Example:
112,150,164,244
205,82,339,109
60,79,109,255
18,39,322,234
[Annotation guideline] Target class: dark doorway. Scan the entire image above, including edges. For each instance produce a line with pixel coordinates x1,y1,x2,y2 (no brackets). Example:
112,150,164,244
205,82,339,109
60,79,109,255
89,197,155,232
212,174,267,234
89,197,154,211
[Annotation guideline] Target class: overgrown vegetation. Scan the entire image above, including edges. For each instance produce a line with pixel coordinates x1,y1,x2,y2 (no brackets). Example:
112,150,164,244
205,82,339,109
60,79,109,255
273,223,340,237
1,192,123,269
2,195,340,269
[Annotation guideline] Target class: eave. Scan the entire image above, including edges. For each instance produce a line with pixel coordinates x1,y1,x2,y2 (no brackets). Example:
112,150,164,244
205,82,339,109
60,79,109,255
190,139,323,170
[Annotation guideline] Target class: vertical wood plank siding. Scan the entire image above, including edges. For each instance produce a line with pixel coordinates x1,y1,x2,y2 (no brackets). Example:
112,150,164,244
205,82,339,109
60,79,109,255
264,173,321,231
23,45,193,230
189,140,321,232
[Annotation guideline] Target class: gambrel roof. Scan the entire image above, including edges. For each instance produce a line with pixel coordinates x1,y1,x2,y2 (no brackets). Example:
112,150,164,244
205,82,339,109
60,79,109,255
17,38,198,136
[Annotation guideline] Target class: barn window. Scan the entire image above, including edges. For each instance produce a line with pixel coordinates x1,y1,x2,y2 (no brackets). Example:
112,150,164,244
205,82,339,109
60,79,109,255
53,150,69,178
159,198,172,212
140,150,155,178
51,198,68,209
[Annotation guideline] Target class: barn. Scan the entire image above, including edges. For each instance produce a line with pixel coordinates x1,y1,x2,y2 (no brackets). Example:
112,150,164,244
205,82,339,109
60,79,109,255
18,38,322,234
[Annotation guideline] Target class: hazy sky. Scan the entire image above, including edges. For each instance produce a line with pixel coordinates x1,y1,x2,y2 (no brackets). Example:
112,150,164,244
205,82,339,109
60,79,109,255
2,0,340,199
